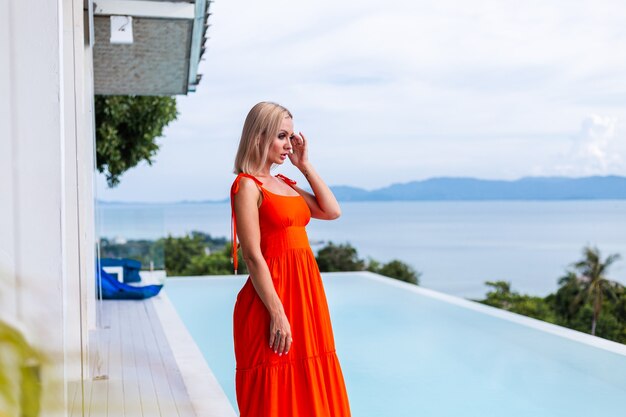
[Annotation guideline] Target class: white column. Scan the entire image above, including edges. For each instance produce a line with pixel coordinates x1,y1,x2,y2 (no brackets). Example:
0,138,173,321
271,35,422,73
62,0,91,389
82,2,99,334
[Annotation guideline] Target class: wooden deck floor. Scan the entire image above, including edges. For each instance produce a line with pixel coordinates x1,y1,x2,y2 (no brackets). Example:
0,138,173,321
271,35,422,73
68,299,198,417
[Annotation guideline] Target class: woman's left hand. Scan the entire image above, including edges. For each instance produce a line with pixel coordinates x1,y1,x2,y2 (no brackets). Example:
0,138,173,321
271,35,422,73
289,131,309,169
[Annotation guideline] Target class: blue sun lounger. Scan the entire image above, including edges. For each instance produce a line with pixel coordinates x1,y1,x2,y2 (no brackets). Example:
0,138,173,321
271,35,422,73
96,267,162,300
100,257,142,283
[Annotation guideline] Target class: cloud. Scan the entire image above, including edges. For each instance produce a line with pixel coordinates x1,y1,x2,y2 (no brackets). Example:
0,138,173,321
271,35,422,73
552,115,625,176
96,0,626,201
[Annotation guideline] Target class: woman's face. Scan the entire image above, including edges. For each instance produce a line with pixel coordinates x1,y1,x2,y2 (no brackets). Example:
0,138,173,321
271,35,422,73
267,116,294,165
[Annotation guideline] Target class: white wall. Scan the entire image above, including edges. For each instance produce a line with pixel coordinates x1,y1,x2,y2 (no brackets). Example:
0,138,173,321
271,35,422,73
0,0,95,415
9,0,68,412
0,0,17,319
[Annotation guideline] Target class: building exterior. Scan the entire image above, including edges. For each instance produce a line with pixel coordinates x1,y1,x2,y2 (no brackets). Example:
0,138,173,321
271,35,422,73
0,1,209,414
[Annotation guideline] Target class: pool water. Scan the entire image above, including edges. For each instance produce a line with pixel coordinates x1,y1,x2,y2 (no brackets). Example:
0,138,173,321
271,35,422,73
166,272,626,417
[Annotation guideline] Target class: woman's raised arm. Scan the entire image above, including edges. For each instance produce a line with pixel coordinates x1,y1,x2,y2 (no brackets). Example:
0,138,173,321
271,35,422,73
288,132,341,220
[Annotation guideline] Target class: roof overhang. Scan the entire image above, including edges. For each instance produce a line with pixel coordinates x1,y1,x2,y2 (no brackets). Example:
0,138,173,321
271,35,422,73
92,0,210,95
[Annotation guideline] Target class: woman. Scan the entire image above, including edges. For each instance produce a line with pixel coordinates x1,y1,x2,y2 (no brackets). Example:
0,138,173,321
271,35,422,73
230,102,352,416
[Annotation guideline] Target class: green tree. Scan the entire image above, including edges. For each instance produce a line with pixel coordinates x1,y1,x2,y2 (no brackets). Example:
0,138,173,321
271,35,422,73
95,95,178,186
612,290,626,343
163,235,247,277
182,245,248,276
481,280,515,310
99,232,227,271
477,247,626,344
100,237,164,269
315,243,420,285
572,246,622,335
315,242,365,272
189,231,228,251
507,296,557,323
368,259,421,285
552,271,583,323
163,234,205,276
479,281,555,322
101,232,245,276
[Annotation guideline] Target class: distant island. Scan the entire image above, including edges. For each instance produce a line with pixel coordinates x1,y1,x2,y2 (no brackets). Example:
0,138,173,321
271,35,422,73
97,175,626,204
330,175,626,201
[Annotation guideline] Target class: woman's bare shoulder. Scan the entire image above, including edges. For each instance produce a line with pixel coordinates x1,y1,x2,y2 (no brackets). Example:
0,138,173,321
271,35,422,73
233,176,264,210
236,176,262,193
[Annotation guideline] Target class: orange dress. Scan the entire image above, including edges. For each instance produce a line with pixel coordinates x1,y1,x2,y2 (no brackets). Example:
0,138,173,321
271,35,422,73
230,173,352,417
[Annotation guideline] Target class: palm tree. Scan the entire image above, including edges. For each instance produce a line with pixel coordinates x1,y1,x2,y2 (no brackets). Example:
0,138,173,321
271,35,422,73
572,246,622,335
554,271,583,322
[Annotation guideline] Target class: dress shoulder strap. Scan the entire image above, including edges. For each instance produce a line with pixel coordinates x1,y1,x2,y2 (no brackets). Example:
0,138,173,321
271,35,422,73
275,173,297,186
230,173,264,274
231,173,263,195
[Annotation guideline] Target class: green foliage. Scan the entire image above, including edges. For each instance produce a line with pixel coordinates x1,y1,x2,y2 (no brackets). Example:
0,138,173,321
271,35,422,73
162,232,245,276
99,232,230,275
480,281,514,309
551,271,583,322
0,320,41,417
571,246,622,335
187,231,228,249
316,242,365,272
369,259,421,285
508,296,557,322
478,247,626,345
479,280,556,322
95,95,178,187
100,237,165,269
101,234,418,283
183,246,235,276
163,233,206,275
316,242,420,285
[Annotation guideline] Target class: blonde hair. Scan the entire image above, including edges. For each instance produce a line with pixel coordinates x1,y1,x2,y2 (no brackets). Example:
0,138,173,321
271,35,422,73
234,102,293,174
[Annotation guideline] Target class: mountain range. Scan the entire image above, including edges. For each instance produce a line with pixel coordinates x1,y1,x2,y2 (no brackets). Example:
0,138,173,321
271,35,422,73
97,175,626,204
329,175,626,201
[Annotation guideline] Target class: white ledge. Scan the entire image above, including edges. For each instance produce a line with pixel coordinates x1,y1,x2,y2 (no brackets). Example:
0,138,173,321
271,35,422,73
94,0,195,20
152,292,237,417
354,271,626,357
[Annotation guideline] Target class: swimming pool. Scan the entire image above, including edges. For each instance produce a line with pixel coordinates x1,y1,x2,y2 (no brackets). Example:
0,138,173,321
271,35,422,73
166,272,626,417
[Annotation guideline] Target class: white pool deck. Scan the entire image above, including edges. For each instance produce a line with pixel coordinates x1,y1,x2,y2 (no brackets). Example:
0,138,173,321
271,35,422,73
69,294,236,416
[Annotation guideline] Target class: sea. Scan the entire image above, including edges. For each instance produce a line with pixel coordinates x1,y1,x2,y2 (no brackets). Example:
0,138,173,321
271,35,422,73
96,200,626,299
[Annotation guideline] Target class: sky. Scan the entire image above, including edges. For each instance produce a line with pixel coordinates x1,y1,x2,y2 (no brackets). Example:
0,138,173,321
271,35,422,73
96,0,626,202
